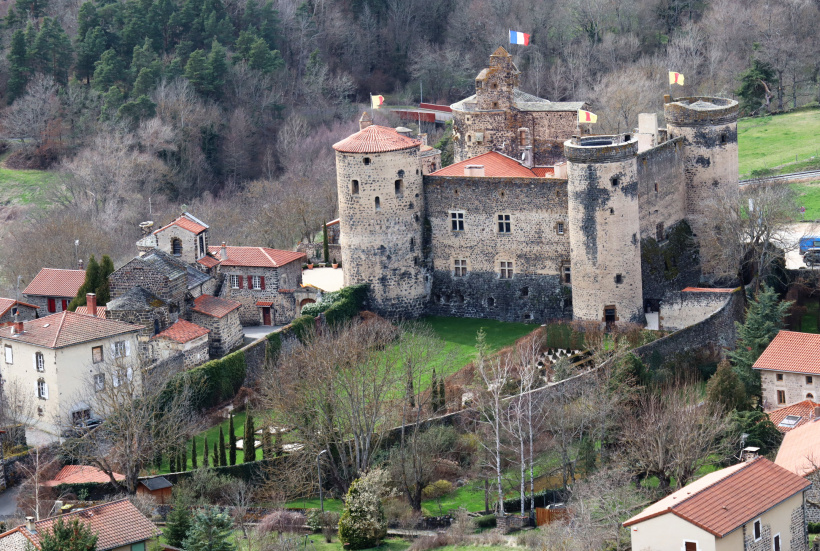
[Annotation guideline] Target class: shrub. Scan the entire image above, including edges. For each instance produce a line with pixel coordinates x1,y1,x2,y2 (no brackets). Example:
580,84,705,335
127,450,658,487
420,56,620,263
307,509,341,532
300,284,368,322
290,315,316,342
258,510,305,535
162,349,246,411
808,522,820,534
474,515,496,529
338,470,389,550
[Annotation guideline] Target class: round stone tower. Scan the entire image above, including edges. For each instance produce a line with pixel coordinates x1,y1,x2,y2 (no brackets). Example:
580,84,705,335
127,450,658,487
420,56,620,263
665,96,739,281
565,135,644,324
333,114,428,317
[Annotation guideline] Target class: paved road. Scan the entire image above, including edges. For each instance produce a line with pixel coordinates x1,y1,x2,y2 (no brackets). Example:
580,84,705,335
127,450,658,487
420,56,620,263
740,169,820,186
0,486,21,518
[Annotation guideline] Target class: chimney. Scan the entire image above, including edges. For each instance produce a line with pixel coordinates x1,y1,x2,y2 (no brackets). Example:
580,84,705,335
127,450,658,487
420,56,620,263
25,517,34,532
359,112,372,131
87,293,97,317
138,220,154,236
464,165,485,177
419,133,428,146
55,500,64,514
522,146,533,169
78,258,84,270
220,242,228,260
814,406,820,419
664,94,672,104
395,127,413,137
12,314,23,335
741,446,760,462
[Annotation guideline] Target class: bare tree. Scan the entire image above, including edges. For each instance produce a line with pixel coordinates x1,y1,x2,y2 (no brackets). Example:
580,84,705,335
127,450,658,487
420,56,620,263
1,74,60,145
15,445,61,520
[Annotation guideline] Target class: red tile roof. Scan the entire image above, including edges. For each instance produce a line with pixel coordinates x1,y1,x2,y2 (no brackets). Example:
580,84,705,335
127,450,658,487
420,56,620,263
624,457,810,537
768,400,820,433
753,331,820,374
21,499,158,550
256,301,274,307
3,311,143,349
775,419,820,476
44,465,125,487
532,166,555,177
681,287,739,293
192,295,241,318
74,305,107,319
206,245,305,268
0,526,38,551
154,213,208,235
22,268,85,298
431,151,541,178
197,255,221,268
152,319,209,343
0,298,39,318
333,125,421,153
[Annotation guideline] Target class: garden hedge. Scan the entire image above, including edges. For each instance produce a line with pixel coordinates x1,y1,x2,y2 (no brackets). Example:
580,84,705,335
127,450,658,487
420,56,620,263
163,349,247,412
496,489,567,514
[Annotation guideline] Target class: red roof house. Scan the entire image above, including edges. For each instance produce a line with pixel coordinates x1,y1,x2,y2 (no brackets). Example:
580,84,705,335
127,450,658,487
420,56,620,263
22,268,85,314
44,465,125,487
332,125,421,154
753,331,820,409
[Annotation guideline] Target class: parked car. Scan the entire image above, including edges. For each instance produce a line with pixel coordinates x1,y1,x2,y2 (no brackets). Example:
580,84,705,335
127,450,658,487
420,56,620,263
61,417,103,437
805,249,820,267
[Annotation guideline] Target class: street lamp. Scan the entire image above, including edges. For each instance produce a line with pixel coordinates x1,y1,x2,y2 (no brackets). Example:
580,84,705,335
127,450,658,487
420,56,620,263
317,449,328,514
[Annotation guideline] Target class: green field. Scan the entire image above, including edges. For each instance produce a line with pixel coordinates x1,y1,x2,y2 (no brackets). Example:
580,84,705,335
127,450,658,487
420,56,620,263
791,182,820,220
738,108,820,178
0,151,58,208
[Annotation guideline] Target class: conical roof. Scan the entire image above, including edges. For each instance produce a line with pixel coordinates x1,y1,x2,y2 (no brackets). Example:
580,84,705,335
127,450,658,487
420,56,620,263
333,125,420,154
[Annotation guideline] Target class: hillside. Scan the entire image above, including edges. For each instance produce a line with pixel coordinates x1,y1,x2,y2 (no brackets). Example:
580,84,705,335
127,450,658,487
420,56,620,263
738,108,820,178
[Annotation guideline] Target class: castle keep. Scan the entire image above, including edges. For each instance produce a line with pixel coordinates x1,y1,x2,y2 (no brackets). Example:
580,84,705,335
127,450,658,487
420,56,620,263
335,48,739,325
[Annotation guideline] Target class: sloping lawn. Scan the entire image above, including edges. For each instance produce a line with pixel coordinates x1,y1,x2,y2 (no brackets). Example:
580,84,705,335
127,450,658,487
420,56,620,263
791,182,820,220
0,154,59,208
738,109,820,178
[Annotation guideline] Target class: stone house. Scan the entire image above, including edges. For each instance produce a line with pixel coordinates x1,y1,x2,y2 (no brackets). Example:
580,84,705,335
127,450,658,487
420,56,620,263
0,311,143,435
624,456,810,551
0,298,38,325
775,418,820,522
150,319,209,369
137,211,211,265
753,331,820,409
22,268,85,314
207,244,306,325
106,286,170,340
191,295,242,357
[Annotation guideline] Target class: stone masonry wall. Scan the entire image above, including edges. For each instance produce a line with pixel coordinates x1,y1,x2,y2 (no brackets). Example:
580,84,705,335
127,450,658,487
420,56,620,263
217,263,302,325
658,290,733,331
23,295,70,314
183,339,209,368
192,308,242,357
760,371,820,410
0,304,38,324
109,260,187,313
636,137,687,239
790,502,809,551
423,175,570,322
106,305,171,341
155,225,208,265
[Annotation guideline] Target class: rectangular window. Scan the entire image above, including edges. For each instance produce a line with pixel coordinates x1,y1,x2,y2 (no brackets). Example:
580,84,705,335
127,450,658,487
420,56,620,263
497,214,511,233
776,373,784,381
557,222,565,235
114,341,127,359
35,352,44,372
131,543,146,551
773,534,780,551
94,374,105,392
252,275,262,290
808,376,814,385
4,345,12,364
684,542,697,551
454,259,467,277
92,346,103,364
37,379,47,400
753,519,761,541
656,222,665,241
562,265,571,284
230,275,240,289
499,261,513,279
777,390,786,404
450,211,464,231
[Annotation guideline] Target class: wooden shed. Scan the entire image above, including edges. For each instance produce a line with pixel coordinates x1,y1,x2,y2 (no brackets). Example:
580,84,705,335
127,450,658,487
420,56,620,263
137,476,173,504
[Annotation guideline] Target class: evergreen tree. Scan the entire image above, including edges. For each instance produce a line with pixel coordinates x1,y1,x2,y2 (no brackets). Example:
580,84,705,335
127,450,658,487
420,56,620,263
76,27,106,84
322,222,330,264
244,411,255,463
218,426,227,466
100,85,125,121
578,437,596,474
202,435,209,468
234,30,256,61
228,413,237,465
69,255,101,310
93,48,125,92
39,517,98,551
97,255,115,304
707,360,748,411
130,38,157,80
731,410,783,456
182,507,235,551
191,437,198,469
207,40,228,96
736,59,778,115
181,444,188,470
118,95,157,121
76,1,100,40
184,49,209,93
165,490,193,548
248,37,282,73
6,0,50,29
31,18,73,84
212,439,219,467
7,29,30,103
131,65,160,97
438,377,445,412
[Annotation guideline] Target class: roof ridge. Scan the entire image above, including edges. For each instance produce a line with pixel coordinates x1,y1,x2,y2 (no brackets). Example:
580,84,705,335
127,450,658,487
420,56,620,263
669,459,756,513
37,498,130,525
50,310,69,348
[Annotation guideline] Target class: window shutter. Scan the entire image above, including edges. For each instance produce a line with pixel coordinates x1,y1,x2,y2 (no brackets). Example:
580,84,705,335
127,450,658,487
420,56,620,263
33,353,37,370
247,276,253,289
35,380,39,398
43,383,48,399
260,276,266,290
238,276,244,289
125,341,131,357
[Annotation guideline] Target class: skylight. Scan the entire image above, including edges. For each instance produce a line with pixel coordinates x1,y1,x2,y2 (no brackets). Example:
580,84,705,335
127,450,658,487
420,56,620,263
780,415,802,427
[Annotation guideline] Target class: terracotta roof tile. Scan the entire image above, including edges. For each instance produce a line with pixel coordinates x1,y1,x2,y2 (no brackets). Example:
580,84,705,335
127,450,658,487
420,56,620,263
197,255,221,268
333,125,421,153
23,499,158,550
767,400,820,433
431,151,541,178
192,295,241,318
532,166,555,177
0,527,37,551
74,305,106,319
2,311,143,349
624,458,810,536
44,465,125,487
152,319,209,343
22,268,85,298
753,331,820,374
206,246,305,268
681,287,739,293
776,418,820,476
256,301,274,307
154,213,208,235
0,298,39,318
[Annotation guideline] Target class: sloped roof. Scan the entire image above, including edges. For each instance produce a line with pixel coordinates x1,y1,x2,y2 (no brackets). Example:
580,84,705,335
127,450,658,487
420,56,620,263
333,125,421,154
0,527,37,551
0,298,39,318
187,266,212,290
3,311,143,349
21,499,158,551
22,268,85,298
624,458,810,537
106,286,165,311
44,465,124,487
192,295,241,318
197,254,221,268
139,476,172,491
451,88,585,113
753,331,820,374
206,245,305,268
768,400,820,433
152,319,209,343
138,250,187,281
775,419,820,476
154,212,208,235
431,151,541,178
74,305,107,319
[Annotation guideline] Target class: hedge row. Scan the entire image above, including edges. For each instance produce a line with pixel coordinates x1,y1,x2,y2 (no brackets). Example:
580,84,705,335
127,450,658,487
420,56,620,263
163,349,247,412
496,489,567,514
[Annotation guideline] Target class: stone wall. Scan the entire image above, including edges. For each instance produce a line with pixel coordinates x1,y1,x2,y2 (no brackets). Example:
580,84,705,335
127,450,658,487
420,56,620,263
297,242,342,264
790,502,809,551
218,264,303,325
424,174,570,322
107,305,171,340
760,371,820,410
23,294,70,314
658,289,734,331
109,260,187,314
155,224,209,265
0,304,38,324
640,221,701,306
192,309,243,357
636,137,686,239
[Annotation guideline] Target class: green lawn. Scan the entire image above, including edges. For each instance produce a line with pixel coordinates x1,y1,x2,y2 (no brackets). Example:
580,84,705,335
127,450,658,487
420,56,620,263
738,108,820,178
801,301,819,334
0,152,59,208
791,182,820,220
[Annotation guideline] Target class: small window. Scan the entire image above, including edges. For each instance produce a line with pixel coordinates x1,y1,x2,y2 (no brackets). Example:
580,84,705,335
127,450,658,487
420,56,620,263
808,376,814,385
92,346,103,364
521,287,529,297
450,211,464,231
808,393,815,400
604,306,617,323
557,222,565,235
611,177,620,187
351,180,359,195
398,169,405,178
4,345,12,364
94,373,105,392
395,179,403,195
47,298,56,313
37,378,47,400
776,373,784,381
11,307,17,316
562,265,571,284
523,313,532,320
720,134,727,144
773,533,780,551
467,134,472,143
37,407,43,417
35,352,44,372
487,297,495,307
753,519,761,541
252,275,262,290
684,542,697,551
497,214,511,233
363,157,371,165
114,341,127,359
199,234,205,257
656,222,665,241
609,208,615,215
454,259,467,277
615,274,623,284
654,182,659,193
172,238,182,256
492,102,499,109
230,274,240,289
777,390,786,404
499,261,514,279
131,543,146,551
375,196,381,211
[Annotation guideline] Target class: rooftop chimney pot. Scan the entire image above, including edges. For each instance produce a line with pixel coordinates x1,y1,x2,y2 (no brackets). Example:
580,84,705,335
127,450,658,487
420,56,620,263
78,259,84,270
87,293,97,317
12,314,23,335
220,242,228,261
25,517,34,532
359,112,372,131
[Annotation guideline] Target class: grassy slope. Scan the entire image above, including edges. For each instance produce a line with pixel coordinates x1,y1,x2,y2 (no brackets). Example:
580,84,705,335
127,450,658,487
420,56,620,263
738,109,820,178
0,151,58,208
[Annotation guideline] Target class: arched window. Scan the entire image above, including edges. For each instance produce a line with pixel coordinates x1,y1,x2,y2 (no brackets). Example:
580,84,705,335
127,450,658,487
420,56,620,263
808,393,815,400
172,238,182,256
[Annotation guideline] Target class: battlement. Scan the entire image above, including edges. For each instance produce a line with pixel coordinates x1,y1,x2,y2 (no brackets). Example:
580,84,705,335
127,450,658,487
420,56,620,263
664,96,739,127
564,135,639,164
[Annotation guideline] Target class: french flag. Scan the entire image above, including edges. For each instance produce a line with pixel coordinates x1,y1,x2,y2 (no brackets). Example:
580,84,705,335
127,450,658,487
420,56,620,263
509,30,530,45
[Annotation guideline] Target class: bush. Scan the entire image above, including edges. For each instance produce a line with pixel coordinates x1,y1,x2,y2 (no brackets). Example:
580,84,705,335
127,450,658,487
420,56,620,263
258,510,305,535
474,515,496,529
300,284,368,323
338,470,388,550
808,522,820,534
289,315,315,342
162,349,246,411
307,509,341,532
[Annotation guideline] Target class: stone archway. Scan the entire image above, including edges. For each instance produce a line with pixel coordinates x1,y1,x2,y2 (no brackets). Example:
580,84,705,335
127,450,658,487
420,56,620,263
299,298,316,308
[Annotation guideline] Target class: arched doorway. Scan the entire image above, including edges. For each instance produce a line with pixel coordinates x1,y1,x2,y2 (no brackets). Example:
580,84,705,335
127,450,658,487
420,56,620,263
300,298,316,308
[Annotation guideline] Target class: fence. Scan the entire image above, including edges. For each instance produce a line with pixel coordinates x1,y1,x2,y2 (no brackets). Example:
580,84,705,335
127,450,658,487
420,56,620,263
535,506,568,527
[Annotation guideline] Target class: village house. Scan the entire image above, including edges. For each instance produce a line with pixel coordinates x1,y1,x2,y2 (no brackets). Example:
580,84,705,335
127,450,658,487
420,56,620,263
624,456,811,551
22,268,85,314
150,318,210,368
0,308,143,435
775,417,820,521
44,465,125,488
137,211,211,265
753,331,820,409
0,298,38,325
191,294,243,356
767,400,820,433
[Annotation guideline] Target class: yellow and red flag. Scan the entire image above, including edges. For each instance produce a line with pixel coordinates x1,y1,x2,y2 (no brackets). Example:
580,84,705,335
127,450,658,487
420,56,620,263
669,71,685,85
371,94,385,109
578,109,597,124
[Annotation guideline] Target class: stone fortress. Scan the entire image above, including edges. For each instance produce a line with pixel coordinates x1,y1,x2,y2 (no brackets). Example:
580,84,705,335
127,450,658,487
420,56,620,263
334,47,739,325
